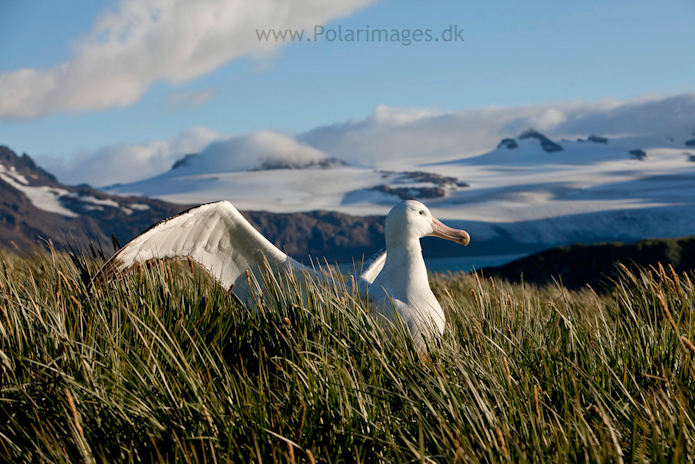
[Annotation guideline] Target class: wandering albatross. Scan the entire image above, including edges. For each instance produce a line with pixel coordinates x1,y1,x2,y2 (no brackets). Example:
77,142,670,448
92,200,470,352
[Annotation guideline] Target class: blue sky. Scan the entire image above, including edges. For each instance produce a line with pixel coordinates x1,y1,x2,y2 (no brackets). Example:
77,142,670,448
0,0,693,181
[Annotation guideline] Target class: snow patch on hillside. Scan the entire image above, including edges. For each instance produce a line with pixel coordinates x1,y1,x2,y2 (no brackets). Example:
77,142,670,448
0,163,78,217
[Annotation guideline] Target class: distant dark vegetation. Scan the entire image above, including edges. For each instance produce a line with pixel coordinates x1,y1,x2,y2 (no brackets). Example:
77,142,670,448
482,236,695,291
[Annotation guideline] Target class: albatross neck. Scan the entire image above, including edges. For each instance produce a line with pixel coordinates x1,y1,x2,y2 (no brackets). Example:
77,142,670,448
384,235,429,285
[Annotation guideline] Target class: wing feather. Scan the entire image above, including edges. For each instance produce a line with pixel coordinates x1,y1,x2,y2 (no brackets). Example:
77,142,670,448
358,248,387,285
92,201,310,302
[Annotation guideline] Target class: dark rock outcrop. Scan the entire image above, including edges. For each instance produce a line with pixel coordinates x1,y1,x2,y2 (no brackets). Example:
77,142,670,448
370,185,446,201
518,130,563,152
171,154,200,170
629,149,647,160
363,170,468,201
253,157,347,171
497,138,518,150
587,135,608,144
170,152,348,172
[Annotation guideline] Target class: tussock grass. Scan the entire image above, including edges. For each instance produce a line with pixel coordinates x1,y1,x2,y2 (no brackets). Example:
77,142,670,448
1,247,694,462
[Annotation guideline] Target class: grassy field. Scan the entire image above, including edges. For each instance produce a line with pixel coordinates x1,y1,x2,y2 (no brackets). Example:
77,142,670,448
1,246,694,463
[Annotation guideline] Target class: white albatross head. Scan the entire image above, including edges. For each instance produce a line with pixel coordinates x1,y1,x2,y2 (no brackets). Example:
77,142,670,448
385,200,470,247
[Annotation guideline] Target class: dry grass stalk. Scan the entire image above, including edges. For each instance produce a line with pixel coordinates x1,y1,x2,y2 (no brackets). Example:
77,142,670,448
288,442,296,464
684,272,694,291
56,270,70,289
444,289,457,313
657,294,678,333
69,277,81,293
0,305,11,330
669,265,680,289
246,270,262,310
618,262,635,281
306,449,316,464
502,357,511,384
494,426,509,459
681,336,695,355
202,404,214,431
297,402,306,441
69,295,82,309
65,388,85,441
588,404,603,420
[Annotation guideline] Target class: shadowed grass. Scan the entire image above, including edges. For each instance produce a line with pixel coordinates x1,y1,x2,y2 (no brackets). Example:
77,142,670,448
1,247,694,462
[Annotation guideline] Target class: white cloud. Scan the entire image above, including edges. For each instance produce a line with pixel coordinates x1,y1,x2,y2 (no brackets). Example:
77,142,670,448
39,93,695,187
526,108,567,131
541,94,695,138
300,93,695,166
165,88,217,109
38,126,225,186
0,0,375,120
192,131,332,173
299,103,535,166
371,104,439,125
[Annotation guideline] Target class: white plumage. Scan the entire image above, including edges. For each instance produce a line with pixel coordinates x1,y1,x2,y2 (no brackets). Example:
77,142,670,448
356,201,470,352
93,200,469,352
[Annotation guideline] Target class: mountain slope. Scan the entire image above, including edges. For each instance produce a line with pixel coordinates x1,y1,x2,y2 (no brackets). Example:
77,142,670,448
106,129,695,219
0,145,390,262
0,146,192,251
103,128,695,267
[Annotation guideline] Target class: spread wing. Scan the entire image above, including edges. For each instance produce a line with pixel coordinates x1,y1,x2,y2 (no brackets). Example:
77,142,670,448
91,200,310,302
357,248,387,285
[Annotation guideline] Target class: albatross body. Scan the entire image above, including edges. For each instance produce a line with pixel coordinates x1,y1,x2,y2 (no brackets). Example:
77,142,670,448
93,200,469,351
357,201,470,351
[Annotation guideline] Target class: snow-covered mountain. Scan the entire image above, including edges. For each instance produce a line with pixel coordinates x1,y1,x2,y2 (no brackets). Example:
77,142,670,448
104,128,695,266
0,145,192,251
0,145,389,263
4,123,695,270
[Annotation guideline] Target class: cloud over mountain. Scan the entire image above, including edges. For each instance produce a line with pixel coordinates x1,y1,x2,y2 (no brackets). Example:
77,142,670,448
39,126,225,186
176,131,335,174
0,0,375,120
300,93,695,166
41,93,695,187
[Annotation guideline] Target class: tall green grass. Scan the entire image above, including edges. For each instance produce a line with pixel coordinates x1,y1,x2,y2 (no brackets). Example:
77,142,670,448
1,247,694,462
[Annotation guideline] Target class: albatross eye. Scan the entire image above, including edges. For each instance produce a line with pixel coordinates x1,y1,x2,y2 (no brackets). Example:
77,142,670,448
419,210,424,215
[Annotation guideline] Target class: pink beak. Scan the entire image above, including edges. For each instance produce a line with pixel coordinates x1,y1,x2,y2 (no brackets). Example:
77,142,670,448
430,216,470,245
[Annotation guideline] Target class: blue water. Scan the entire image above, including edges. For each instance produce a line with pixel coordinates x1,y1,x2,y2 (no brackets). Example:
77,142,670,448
425,254,528,273
336,253,528,275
